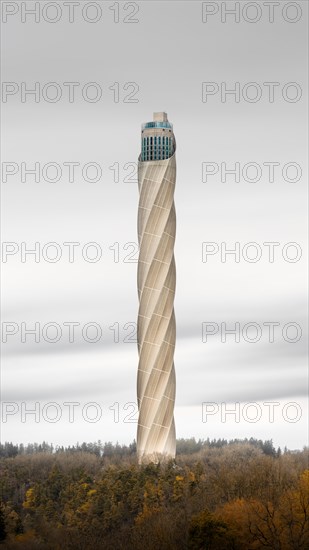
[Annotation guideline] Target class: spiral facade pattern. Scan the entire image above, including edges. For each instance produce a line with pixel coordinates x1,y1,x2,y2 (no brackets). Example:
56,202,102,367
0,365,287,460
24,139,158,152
137,114,176,463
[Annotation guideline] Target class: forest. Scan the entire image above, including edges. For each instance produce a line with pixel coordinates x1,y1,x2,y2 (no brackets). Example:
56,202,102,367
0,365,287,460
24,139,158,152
0,438,308,549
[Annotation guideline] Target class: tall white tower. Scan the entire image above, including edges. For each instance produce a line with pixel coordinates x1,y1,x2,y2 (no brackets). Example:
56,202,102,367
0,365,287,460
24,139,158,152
137,112,176,463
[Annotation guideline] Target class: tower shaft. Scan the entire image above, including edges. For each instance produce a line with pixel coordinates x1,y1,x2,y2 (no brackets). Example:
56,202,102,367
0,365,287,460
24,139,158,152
137,112,176,463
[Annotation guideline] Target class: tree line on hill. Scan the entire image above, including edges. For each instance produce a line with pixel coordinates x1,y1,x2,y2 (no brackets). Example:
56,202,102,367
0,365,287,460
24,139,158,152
0,437,282,459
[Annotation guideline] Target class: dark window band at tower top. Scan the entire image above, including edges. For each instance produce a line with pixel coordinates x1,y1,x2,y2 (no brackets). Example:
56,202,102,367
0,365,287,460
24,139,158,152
141,112,175,161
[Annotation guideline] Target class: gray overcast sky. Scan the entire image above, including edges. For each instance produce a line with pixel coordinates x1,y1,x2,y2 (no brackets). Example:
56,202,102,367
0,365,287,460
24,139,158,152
1,1,308,449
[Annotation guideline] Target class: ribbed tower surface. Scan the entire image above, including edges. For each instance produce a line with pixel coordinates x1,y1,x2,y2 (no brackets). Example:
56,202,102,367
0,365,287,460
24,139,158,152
137,112,176,464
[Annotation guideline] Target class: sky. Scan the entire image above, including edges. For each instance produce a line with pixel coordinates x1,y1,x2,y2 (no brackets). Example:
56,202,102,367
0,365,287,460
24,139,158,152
1,0,308,450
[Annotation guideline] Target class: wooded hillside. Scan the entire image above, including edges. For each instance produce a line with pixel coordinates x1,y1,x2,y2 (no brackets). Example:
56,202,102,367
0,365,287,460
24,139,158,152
0,439,308,549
